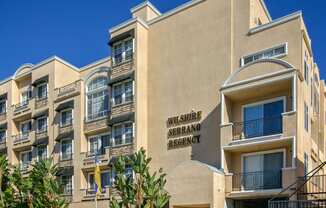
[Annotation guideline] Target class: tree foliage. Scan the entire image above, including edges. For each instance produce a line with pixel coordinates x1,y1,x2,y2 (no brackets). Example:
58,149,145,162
110,148,170,208
0,155,68,208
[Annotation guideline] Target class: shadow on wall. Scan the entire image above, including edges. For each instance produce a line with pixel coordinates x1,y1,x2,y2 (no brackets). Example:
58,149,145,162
187,104,221,168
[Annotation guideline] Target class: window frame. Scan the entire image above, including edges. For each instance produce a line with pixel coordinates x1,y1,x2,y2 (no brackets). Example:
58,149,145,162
20,120,32,135
112,121,134,146
61,175,73,195
36,116,48,133
20,150,32,169
240,43,288,67
112,79,134,106
60,138,73,161
0,130,7,143
36,82,48,100
0,98,7,114
304,102,309,132
88,132,111,156
87,170,112,190
36,145,48,161
60,108,73,127
112,37,134,65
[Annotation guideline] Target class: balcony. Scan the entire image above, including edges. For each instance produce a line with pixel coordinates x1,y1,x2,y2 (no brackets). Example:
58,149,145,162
84,111,109,134
58,120,74,135
110,57,134,80
80,149,110,170
35,129,48,145
20,163,33,175
12,133,33,150
111,99,135,119
82,187,110,201
232,171,282,192
35,97,48,110
54,81,81,102
13,100,32,118
58,154,74,168
109,143,134,159
0,112,6,122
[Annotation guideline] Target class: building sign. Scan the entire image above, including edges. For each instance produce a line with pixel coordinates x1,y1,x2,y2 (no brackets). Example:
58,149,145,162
167,110,202,150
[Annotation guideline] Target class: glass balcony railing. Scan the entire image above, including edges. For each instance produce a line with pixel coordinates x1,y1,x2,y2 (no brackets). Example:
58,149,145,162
232,116,283,141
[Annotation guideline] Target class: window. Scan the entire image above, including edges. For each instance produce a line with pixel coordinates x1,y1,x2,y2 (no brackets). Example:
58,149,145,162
87,77,109,121
0,98,6,114
304,153,309,177
125,165,133,179
61,139,73,160
20,151,32,170
241,43,287,66
36,116,47,133
112,80,133,106
37,145,47,161
88,171,111,191
304,102,309,132
20,120,31,138
304,60,309,84
0,130,6,143
242,151,283,190
243,98,284,138
21,89,32,105
60,109,73,127
112,122,134,146
36,83,48,100
112,38,134,65
61,175,73,195
89,134,110,156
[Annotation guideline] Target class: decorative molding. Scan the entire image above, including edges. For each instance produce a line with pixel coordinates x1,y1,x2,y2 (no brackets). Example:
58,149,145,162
130,1,161,15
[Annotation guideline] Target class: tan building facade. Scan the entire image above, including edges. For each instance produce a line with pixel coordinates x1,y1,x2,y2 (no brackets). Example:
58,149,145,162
0,0,325,207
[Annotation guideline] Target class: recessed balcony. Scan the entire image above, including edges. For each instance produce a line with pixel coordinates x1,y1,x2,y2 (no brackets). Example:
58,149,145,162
84,111,110,134
54,80,81,102
110,57,134,80
13,100,32,118
81,187,110,201
12,133,33,150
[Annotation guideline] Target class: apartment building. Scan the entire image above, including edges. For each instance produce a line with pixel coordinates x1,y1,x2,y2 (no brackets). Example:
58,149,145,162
0,0,325,207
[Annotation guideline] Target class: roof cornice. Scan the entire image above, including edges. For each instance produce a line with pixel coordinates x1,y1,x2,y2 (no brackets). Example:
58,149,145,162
260,0,272,21
130,1,161,16
109,17,149,34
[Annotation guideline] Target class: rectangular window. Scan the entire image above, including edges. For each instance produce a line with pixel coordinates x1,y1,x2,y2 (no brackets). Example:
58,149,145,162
89,134,110,156
241,43,287,66
61,175,73,195
37,145,47,161
112,122,133,146
112,80,133,106
60,109,73,127
21,89,32,105
243,98,284,138
112,38,134,65
37,83,48,100
304,153,309,177
87,91,109,121
242,151,283,190
88,171,111,191
0,130,6,143
61,139,73,161
20,150,32,170
304,60,309,84
304,102,309,132
20,120,32,138
0,99,6,114
37,116,47,133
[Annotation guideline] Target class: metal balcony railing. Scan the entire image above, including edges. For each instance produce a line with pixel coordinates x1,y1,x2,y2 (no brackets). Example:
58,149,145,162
13,133,30,143
232,116,283,141
269,200,326,208
56,81,80,97
232,171,282,191
14,100,30,111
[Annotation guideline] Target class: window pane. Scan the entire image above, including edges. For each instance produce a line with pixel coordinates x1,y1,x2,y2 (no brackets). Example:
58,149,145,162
61,140,72,160
0,100,6,114
37,84,47,99
114,125,123,145
0,131,5,142
125,123,133,143
125,39,133,60
113,84,123,105
125,81,133,102
114,43,123,64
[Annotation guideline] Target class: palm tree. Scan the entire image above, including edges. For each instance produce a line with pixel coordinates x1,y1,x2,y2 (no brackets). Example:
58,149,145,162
110,148,170,208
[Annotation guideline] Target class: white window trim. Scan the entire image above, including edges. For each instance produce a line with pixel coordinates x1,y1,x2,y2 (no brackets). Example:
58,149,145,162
61,175,74,194
36,116,48,133
36,82,48,99
36,145,48,161
20,150,32,167
241,96,286,121
60,108,73,127
112,121,134,146
20,120,32,134
111,79,134,106
87,170,111,190
240,43,288,67
88,132,110,153
112,37,134,65
60,138,74,160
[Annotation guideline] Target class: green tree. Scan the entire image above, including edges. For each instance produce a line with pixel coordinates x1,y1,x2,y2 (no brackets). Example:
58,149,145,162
110,148,170,208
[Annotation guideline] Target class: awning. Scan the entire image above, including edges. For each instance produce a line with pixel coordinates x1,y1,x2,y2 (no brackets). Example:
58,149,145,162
0,123,7,130
55,100,74,112
108,30,134,46
32,109,48,119
108,71,134,86
32,137,48,147
55,131,74,141
108,112,134,126
32,75,48,87
0,93,7,100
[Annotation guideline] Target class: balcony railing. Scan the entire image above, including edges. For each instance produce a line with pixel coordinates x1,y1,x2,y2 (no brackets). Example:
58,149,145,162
297,175,326,198
232,171,282,191
60,153,73,161
269,200,326,208
83,187,109,199
13,133,30,144
85,110,109,122
232,116,283,141
14,100,30,111
59,119,73,128
61,185,73,196
54,81,81,101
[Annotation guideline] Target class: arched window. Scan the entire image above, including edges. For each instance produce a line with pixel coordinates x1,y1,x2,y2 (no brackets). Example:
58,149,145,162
86,76,109,121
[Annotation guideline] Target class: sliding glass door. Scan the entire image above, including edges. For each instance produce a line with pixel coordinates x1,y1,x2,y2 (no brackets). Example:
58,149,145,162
243,99,284,138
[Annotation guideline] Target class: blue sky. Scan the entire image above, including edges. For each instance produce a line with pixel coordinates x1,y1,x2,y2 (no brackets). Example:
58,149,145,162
0,0,325,80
